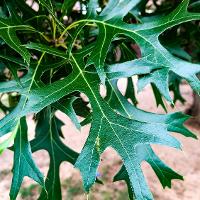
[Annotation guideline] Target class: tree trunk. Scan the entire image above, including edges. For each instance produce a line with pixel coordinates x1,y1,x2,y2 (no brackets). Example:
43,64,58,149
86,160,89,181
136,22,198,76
190,74,200,124
191,93,200,123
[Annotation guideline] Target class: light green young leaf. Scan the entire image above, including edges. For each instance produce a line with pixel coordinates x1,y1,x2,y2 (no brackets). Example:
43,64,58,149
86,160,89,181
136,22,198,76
0,122,19,154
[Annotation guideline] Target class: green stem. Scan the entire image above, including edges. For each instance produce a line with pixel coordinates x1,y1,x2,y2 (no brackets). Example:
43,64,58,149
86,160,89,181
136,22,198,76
58,20,96,41
52,18,57,41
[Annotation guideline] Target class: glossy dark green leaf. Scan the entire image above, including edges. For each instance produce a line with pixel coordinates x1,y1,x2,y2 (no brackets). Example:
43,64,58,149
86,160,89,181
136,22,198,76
61,0,77,15
10,117,45,200
78,0,200,96
0,17,34,64
0,1,199,199
16,40,196,199
54,96,81,130
31,109,78,200
105,79,193,199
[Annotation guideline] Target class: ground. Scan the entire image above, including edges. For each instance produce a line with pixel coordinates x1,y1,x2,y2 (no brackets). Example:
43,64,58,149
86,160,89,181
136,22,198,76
0,82,199,200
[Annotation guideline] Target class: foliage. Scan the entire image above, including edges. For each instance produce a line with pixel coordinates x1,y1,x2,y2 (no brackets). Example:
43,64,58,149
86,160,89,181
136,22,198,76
0,0,199,199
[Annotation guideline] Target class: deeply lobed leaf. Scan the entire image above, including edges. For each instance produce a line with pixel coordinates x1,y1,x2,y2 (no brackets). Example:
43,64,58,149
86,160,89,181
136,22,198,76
0,0,199,199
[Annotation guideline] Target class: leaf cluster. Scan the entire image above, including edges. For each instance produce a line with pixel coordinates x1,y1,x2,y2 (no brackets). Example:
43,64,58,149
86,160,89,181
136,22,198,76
0,0,200,199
